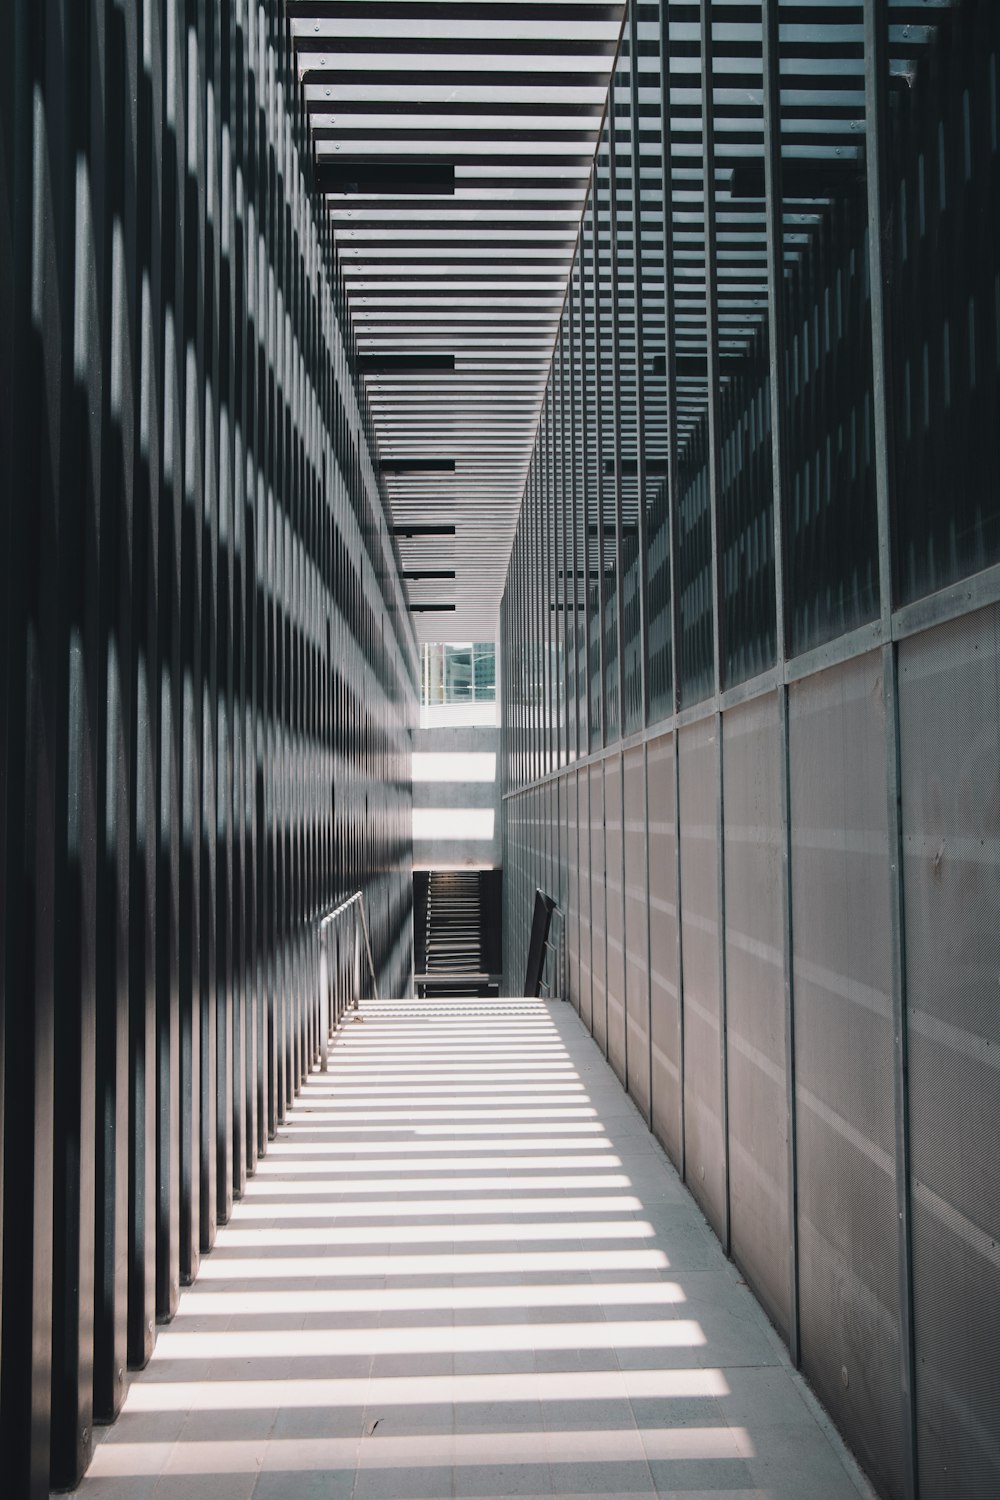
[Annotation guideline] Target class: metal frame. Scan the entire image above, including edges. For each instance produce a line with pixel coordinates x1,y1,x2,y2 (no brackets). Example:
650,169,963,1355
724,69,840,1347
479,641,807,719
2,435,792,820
317,890,380,1071
0,3,416,1492
499,5,995,1497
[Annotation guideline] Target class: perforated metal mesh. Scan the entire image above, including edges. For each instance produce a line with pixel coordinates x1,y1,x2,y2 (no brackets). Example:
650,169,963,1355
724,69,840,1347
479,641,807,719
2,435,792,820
679,718,726,1238
723,693,790,1341
899,606,1000,1500
789,653,903,1500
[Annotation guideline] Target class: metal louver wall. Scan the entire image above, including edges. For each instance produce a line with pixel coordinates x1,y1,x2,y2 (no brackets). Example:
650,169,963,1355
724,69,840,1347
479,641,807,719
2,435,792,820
0,2,415,1495
283,0,627,641
500,4,1000,1498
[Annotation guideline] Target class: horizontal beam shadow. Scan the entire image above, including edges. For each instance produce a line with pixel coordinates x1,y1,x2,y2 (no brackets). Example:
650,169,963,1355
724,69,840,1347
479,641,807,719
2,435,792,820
359,354,457,373
729,160,864,200
315,161,456,195
381,458,457,475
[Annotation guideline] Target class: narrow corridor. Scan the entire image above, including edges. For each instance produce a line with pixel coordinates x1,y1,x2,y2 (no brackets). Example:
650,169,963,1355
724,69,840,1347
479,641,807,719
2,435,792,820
71,999,873,1500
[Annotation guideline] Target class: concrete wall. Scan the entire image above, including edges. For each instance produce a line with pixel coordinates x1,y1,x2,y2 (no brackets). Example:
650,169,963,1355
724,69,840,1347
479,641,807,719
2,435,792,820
413,722,501,870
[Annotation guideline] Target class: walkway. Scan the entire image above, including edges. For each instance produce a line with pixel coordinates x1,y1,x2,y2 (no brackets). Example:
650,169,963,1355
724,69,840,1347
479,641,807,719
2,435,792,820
71,998,874,1500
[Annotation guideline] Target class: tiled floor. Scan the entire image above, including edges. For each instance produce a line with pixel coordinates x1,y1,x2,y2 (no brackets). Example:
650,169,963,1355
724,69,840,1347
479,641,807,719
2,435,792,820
71,997,875,1500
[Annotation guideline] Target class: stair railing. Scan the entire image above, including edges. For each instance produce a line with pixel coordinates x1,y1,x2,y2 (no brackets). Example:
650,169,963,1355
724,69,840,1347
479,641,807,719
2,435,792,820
316,892,379,1072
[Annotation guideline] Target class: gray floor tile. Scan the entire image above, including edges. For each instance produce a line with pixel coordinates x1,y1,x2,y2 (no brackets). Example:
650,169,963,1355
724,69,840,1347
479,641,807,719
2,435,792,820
67,998,873,1500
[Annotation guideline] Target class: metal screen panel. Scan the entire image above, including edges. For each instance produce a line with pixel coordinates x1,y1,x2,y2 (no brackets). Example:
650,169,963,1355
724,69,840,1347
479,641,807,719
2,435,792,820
789,652,903,1500
604,755,627,1084
577,769,593,1032
623,745,650,1119
899,605,1000,1500
647,733,681,1168
723,693,789,1341
679,718,725,1236
589,762,607,1052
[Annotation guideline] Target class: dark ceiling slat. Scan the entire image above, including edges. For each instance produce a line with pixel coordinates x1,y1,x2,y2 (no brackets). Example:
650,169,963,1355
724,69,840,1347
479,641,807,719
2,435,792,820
330,197,588,211
357,354,457,372
381,458,458,474
338,238,580,250
343,254,574,265
391,525,458,538
288,1,623,18
308,98,604,116
338,176,593,190
302,67,611,86
316,161,456,193
317,129,601,142
314,149,600,169
295,36,620,56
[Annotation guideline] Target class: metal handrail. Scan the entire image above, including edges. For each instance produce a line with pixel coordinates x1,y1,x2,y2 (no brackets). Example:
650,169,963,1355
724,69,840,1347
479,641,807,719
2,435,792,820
316,892,378,1071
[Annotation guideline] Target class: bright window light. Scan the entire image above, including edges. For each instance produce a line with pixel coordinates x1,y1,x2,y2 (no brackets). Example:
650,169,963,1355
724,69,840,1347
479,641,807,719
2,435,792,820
412,807,495,840
412,751,497,782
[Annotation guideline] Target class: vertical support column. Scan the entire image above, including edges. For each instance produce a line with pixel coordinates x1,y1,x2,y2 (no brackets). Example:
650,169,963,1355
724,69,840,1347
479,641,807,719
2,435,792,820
225,0,251,1193
53,0,105,1481
199,0,221,1258
129,0,162,1374
629,0,650,731
606,108,626,744
761,0,801,1368
699,0,731,1255
549,378,561,773
0,0,14,1402
659,0,686,1176
93,0,139,1427
543,388,553,777
590,188,608,752
566,290,580,762
215,1,235,1207
2,8,57,1493
47,0,96,1483
863,2,917,1493
178,0,205,1292
558,335,573,765
606,95,629,1084
575,244,593,755
157,0,184,1325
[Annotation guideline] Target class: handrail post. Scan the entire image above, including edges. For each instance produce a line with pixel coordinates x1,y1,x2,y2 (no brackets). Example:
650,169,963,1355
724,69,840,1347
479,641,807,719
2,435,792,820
319,932,329,1074
356,897,380,1002
353,908,362,1010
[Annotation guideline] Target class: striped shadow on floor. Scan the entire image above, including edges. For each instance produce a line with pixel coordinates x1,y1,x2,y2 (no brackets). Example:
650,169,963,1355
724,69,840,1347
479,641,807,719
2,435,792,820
69,997,876,1500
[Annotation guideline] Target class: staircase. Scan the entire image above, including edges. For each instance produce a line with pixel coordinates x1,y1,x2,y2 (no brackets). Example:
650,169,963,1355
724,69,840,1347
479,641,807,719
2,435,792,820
425,870,482,977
